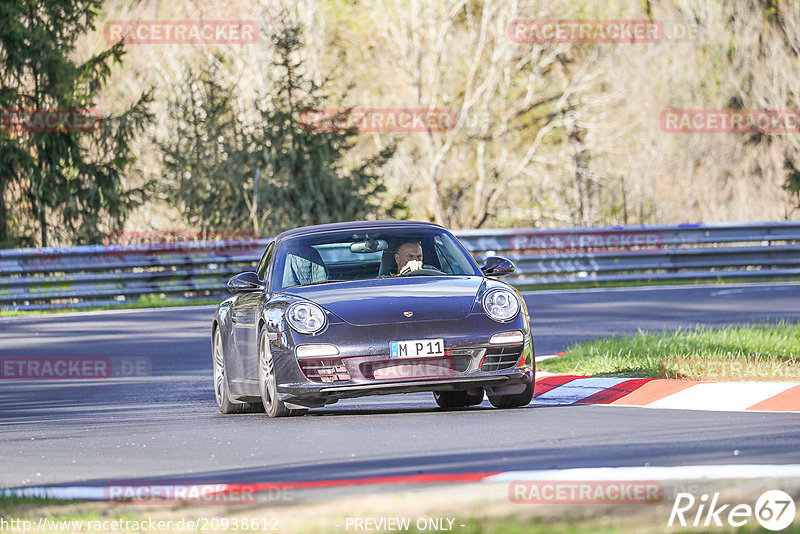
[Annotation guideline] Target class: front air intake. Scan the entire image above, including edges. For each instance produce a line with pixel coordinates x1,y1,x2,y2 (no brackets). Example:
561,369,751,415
300,358,350,383
480,345,523,372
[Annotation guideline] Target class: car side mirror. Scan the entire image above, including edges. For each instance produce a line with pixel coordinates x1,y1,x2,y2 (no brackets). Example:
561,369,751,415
480,256,515,277
227,272,265,293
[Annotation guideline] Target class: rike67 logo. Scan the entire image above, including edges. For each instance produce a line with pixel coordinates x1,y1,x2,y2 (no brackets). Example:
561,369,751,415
669,490,796,531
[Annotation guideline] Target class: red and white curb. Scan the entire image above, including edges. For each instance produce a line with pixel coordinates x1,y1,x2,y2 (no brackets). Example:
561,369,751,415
5,465,800,502
532,375,800,412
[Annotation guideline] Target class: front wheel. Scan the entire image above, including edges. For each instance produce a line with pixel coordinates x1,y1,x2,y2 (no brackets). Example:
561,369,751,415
213,328,262,414
433,389,484,409
258,329,306,418
487,381,534,408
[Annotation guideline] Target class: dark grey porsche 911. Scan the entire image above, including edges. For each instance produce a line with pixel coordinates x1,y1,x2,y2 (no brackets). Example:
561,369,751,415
212,220,535,417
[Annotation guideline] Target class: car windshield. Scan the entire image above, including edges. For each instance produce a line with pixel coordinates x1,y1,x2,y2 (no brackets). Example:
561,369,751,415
272,227,481,290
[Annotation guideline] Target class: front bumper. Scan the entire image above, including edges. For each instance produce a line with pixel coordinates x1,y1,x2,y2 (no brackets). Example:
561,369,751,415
279,370,534,407
272,314,535,407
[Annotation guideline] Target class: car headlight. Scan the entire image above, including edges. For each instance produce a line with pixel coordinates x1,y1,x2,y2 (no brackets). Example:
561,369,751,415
286,302,327,335
482,288,520,322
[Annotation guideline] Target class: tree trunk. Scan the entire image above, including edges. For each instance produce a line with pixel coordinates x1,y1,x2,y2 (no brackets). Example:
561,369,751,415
39,203,47,248
565,107,591,226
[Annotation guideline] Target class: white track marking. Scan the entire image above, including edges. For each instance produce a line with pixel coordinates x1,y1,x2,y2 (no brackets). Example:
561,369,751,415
532,377,630,405
2,486,109,500
523,281,800,296
0,305,217,322
534,353,564,362
484,464,800,482
646,382,800,411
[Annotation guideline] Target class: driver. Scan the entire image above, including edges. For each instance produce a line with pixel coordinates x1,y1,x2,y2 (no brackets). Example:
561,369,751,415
395,240,424,275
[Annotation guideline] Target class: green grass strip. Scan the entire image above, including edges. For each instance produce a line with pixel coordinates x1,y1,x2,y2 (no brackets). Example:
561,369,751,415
538,322,800,380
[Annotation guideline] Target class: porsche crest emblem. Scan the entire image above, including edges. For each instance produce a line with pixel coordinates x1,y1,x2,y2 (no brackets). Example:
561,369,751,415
403,311,413,317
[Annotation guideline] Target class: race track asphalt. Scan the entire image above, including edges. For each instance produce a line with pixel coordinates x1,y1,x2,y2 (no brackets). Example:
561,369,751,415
1,283,799,488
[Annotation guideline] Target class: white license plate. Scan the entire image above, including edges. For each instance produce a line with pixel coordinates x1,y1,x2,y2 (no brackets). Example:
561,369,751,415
389,338,444,359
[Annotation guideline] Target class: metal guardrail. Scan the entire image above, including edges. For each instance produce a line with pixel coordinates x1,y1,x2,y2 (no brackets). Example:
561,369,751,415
455,221,800,285
0,222,799,311
0,239,267,311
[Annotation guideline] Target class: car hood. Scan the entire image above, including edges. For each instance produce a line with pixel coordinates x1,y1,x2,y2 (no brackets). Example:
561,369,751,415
284,276,484,326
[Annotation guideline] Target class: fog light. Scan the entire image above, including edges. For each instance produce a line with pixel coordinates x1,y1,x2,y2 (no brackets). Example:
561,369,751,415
296,344,340,358
489,331,524,344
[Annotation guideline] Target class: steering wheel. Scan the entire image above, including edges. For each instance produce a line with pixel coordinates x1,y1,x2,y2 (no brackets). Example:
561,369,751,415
398,267,445,276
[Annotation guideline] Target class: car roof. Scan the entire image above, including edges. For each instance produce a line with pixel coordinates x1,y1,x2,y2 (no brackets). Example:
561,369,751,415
275,220,447,241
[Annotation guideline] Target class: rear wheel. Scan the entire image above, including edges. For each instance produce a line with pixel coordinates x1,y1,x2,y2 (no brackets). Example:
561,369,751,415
213,328,262,414
487,381,534,408
259,329,306,418
433,389,484,409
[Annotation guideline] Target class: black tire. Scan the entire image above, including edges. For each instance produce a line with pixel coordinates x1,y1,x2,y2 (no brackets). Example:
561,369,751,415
433,389,484,409
213,328,262,414
487,381,534,409
258,329,306,418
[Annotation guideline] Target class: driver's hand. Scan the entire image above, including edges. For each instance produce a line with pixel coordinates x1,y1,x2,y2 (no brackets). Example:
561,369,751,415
399,260,423,274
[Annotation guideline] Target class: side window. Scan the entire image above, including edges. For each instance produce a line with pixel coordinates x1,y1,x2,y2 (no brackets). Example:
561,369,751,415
256,241,275,282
